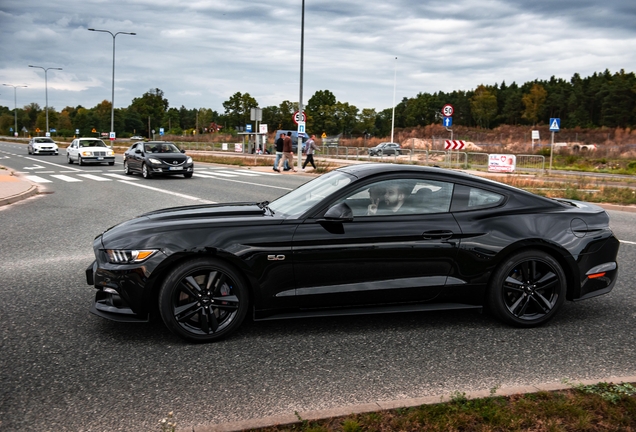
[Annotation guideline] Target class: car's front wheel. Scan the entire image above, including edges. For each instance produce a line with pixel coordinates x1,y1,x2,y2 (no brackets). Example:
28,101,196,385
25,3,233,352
158,257,249,343
184,172,193,178
142,163,152,179
487,249,566,327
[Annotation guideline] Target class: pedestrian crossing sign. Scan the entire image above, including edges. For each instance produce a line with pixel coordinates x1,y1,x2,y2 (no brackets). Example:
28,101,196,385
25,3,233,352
549,118,560,132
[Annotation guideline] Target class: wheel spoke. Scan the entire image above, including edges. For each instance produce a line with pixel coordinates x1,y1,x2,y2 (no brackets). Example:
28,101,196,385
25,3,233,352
174,300,200,322
531,291,554,313
211,294,240,311
535,271,557,289
183,276,203,296
508,294,526,315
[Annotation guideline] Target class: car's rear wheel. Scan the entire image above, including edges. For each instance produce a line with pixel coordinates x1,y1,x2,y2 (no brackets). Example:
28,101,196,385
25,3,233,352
142,163,152,179
123,160,132,175
158,257,249,343
78,156,84,166
488,250,566,327
67,154,73,164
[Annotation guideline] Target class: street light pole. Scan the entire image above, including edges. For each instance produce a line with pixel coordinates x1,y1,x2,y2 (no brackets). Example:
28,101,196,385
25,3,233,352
3,83,27,137
88,28,136,139
296,0,305,170
391,57,397,144
28,65,62,134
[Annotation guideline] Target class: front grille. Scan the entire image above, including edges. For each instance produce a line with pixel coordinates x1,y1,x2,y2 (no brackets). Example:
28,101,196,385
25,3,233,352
166,160,185,166
94,151,107,156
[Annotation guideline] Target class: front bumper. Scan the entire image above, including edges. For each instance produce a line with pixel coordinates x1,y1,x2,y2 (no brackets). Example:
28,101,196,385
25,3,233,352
81,156,115,164
34,148,58,155
149,164,194,175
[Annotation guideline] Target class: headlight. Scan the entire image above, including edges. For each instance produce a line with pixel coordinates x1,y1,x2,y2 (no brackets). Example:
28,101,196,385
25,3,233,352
148,157,162,165
105,249,158,264
186,156,193,163
108,150,114,156
81,151,92,156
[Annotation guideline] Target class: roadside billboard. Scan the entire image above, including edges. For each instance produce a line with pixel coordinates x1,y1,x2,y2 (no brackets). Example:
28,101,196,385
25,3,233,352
488,154,516,173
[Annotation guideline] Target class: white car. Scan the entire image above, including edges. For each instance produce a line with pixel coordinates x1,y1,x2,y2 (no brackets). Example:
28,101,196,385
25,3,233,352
28,137,59,155
67,138,115,166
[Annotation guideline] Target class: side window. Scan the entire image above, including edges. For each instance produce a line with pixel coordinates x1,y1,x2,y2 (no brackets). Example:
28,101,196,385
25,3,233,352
338,179,454,217
451,185,505,212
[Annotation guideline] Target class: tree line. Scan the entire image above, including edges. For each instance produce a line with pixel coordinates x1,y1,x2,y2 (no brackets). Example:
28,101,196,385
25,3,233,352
1,69,634,139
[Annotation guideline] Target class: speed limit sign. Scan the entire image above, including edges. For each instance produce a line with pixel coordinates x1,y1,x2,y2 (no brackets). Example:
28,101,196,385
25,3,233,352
442,104,454,117
293,111,306,125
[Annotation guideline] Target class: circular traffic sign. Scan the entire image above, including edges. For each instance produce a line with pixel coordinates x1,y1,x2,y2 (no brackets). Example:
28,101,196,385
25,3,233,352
293,111,306,125
442,104,454,117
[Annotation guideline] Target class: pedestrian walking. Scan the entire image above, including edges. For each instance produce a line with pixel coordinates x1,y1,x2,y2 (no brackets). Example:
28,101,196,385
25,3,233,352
302,134,319,170
279,131,296,172
273,133,285,172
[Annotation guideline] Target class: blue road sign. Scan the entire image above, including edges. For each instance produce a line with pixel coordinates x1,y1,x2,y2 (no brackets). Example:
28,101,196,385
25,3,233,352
159,127,165,136
443,117,453,127
246,124,252,132
549,118,560,132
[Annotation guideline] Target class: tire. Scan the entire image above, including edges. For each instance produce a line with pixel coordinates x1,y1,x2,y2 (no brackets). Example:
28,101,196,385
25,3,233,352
108,161,115,166
123,160,132,175
488,249,566,327
184,172,193,178
142,163,152,179
158,257,249,343
67,154,73,164
78,156,84,166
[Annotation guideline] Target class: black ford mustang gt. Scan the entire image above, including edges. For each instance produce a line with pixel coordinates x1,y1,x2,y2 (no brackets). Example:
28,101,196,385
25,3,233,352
86,164,620,343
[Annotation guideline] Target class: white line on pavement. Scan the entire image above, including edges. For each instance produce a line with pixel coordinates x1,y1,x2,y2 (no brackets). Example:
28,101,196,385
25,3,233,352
117,180,216,203
77,174,112,182
24,175,52,183
50,174,82,182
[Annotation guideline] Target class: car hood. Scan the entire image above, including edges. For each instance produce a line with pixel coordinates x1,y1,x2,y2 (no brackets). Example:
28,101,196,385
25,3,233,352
148,153,188,163
99,202,278,249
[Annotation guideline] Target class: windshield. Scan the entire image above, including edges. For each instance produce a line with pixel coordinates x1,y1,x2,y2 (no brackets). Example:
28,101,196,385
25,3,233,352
81,140,107,147
144,143,180,153
269,170,355,218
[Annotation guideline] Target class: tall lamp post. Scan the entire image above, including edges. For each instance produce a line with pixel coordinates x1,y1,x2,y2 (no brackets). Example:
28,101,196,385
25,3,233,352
28,65,62,134
3,83,27,137
88,28,136,139
390,56,397,144
296,0,305,170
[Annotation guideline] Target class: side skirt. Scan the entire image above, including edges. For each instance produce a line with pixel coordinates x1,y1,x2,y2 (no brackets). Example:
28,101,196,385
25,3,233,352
254,302,482,321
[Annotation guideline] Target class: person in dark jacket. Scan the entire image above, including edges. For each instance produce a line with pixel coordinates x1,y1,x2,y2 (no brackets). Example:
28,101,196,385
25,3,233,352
279,131,296,172
273,133,287,172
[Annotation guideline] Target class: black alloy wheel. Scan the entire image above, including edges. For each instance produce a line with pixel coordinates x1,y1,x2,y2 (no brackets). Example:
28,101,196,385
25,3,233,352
159,257,248,342
142,163,152,179
123,160,132,175
488,250,566,327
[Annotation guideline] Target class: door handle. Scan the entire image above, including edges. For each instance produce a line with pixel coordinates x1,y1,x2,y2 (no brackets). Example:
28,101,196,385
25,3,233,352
422,230,454,240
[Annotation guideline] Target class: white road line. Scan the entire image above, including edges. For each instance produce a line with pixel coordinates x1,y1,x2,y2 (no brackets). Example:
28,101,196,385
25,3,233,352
117,180,216,203
77,174,112,182
201,171,237,177
217,170,261,177
104,173,138,180
621,240,636,245
24,175,52,183
23,156,83,171
51,174,82,182
193,173,293,191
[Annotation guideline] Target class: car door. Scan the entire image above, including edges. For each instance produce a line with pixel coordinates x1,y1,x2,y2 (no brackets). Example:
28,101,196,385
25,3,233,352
291,177,461,308
127,143,141,171
67,140,78,161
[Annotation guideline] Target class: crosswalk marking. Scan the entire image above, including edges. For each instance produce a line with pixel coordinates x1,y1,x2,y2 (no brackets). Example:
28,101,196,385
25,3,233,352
104,173,138,180
216,170,261,177
25,175,52,183
197,171,237,177
77,174,112,182
51,174,82,182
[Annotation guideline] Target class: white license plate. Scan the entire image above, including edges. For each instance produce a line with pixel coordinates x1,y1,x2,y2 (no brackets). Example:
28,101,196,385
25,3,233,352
97,157,104,160
169,166,183,170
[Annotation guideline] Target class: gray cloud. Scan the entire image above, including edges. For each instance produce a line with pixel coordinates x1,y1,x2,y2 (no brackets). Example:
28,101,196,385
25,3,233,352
1,0,635,114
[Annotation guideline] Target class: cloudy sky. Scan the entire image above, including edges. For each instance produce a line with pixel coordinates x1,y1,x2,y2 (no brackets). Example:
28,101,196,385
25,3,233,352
1,0,635,115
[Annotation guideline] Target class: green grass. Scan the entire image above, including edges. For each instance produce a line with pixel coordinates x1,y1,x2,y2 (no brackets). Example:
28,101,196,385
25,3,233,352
238,382,636,432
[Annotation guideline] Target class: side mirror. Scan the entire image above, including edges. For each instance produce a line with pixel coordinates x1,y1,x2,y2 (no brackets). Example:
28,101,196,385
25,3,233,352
181,149,186,153
135,149,142,154
323,202,353,221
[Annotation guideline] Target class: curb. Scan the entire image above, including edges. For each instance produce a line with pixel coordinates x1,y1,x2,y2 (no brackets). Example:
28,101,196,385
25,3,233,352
0,184,39,207
183,375,636,432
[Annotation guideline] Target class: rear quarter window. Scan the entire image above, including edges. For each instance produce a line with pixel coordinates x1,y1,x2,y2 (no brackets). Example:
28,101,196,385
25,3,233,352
451,184,505,212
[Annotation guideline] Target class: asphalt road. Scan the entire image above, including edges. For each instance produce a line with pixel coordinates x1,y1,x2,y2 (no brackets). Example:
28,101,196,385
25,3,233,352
1,141,635,431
